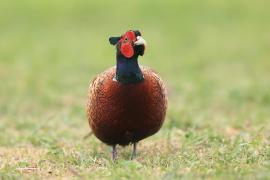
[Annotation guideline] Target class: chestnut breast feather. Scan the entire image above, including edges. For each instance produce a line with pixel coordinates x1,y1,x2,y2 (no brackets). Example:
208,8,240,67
87,66,167,145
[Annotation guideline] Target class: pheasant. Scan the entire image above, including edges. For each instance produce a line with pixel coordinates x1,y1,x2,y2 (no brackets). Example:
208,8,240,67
87,30,167,160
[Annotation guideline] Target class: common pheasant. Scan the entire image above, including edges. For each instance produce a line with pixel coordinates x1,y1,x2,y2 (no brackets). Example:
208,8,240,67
87,30,167,160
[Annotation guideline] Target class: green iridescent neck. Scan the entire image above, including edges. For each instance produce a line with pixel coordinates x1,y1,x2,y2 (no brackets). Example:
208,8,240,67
115,54,144,84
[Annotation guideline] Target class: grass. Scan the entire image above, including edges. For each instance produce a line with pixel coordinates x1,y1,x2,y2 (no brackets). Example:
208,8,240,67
0,0,270,179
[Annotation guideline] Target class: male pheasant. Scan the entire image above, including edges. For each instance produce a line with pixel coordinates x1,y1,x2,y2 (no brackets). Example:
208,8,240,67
87,30,167,160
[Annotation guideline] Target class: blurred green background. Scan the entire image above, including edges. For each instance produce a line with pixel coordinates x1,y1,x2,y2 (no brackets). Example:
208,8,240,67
0,0,270,178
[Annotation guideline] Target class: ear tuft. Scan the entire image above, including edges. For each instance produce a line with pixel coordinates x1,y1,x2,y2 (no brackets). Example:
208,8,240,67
109,36,121,45
134,30,141,37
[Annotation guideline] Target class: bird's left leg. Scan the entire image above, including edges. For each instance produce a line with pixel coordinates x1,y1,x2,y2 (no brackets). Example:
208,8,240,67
112,144,117,161
131,142,137,160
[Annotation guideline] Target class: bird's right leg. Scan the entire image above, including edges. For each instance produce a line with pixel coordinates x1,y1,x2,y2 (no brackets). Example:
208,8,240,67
112,144,117,161
131,142,137,160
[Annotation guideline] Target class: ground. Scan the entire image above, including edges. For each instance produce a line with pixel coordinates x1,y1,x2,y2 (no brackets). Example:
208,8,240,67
0,0,270,179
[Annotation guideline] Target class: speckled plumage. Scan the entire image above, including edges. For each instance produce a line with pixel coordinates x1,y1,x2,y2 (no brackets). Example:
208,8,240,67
87,66,167,146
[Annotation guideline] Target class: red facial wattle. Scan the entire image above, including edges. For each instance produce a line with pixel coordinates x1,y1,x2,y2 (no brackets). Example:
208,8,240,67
120,43,134,58
119,31,137,58
125,31,136,41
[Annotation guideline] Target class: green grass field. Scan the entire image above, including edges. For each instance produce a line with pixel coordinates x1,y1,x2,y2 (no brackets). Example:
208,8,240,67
1,0,270,179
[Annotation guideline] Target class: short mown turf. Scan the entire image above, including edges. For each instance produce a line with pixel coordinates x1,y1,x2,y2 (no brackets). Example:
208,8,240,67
0,0,269,179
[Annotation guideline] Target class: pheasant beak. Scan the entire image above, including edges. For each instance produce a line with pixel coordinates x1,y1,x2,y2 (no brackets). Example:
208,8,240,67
134,36,147,46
